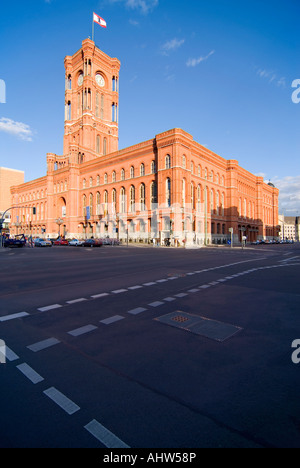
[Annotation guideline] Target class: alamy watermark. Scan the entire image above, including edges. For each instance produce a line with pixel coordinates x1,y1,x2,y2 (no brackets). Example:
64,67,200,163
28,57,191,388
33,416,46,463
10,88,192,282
0,339,6,364
292,340,300,365
292,79,300,104
0,79,6,103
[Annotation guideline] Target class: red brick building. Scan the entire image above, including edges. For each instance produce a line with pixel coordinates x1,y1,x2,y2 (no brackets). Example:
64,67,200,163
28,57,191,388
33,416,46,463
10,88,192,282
10,39,279,245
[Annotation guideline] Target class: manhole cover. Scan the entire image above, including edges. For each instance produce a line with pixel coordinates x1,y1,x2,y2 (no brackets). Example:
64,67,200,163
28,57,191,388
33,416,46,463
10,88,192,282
172,315,189,323
155,311,242,342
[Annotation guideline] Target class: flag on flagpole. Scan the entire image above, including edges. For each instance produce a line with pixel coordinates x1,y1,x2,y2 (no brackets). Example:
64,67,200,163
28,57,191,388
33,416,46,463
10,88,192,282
93,12,107,28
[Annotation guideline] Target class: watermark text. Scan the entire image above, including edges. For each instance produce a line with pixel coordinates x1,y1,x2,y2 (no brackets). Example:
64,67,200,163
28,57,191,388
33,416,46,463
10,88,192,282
0,79,6,103
291,339,300,364
0,339,6,364
291,79,300,104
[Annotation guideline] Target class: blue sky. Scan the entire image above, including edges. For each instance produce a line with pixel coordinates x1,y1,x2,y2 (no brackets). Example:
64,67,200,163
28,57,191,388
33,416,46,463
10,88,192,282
0,0,300,214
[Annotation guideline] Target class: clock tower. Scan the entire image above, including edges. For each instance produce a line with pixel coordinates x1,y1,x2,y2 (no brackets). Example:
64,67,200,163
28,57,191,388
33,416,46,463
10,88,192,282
63,38,120,163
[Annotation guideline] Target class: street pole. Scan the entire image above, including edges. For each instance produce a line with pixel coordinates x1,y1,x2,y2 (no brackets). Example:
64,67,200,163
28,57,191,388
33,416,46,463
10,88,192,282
204,186,207,246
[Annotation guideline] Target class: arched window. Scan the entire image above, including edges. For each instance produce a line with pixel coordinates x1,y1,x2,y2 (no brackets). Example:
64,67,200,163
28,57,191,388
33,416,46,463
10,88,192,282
191,162,194,175
97,175,100,186
112,171,116,183
83,194,87,216
197,185,202,212
222,175,225,186
140,183,146,210
130,166,135,179
216,192,220,216
182,155,186,169
165,155,171,169
130,185,135,212
67,74,72,90
89,177,93,187
96,192,101,215
216,173,220,185
104,190,108,204
239,198,242,217
112,103,117,122
104,173,108,184
140,163,145,177
205,168,208,180
83,179,86,189
198,165,201,178
151,161,156,174
222,193,225,216
101,94,104,119
89,193,93,215
166,178,171,207
121,169,125,181
182,179,186,207
191,183,195,209
210,189,214,213
120,187,126,213
244,199,247,218
104,190,108,216
103,138,107,156
96,92,99,118
96,135,100,154
66,101,71,120
210,171,214,182
112,189,117,213
151,182,157,208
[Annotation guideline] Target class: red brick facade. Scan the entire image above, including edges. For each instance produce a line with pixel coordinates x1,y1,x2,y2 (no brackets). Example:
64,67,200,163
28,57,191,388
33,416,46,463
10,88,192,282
10,39,279,245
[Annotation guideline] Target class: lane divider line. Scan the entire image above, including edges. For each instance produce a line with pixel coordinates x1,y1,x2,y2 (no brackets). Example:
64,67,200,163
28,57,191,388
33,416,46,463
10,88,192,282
43,387,80,415
16,363,44,384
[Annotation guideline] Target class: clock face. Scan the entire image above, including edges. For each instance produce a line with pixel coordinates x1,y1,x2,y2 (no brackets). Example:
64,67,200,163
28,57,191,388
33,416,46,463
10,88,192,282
78,74,83,86
95,74,105,87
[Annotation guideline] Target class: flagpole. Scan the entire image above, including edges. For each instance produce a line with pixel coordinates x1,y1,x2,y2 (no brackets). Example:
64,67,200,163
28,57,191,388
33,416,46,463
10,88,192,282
92,14,95,42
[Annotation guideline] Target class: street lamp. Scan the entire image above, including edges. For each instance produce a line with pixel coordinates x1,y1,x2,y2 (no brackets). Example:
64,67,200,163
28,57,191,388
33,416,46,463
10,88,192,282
56,218,64,238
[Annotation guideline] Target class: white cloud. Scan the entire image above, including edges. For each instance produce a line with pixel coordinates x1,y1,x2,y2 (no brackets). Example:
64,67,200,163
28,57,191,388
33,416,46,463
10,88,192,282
161,38,185,55
0,118,34,141
186,50,215,67
106,0,158,14
273,175,300,215
256,68,286,89
129,19,139,26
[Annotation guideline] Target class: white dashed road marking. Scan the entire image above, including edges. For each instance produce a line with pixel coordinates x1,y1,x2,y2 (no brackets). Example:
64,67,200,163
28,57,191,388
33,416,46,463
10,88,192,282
68,325,98,337
149,301,164,307
38,304,62,312
128,307,147,315
43,387,80,415
27,338,61,353
1,346,19,362
100,315,125,325
84,419,130,448
17,363,44,384
66,298,87,305
0,312,29,322
111,289,127,294
91,293,109,299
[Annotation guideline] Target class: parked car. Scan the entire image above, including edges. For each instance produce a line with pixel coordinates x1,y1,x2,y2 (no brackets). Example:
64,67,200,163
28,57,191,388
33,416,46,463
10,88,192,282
4,234,26,248
100,237,120,245
68,239,84,247
54,238,69,246
34,238,52,247
82,239,103,248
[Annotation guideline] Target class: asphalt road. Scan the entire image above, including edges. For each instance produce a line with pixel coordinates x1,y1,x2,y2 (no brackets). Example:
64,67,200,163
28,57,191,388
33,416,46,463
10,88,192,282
0,243,300,448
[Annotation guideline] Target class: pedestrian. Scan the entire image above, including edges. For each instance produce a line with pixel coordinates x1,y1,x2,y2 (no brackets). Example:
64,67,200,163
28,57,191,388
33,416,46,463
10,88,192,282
153,238,156,247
